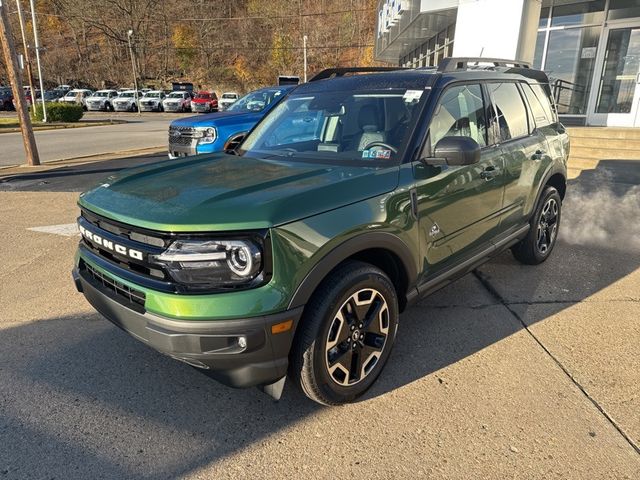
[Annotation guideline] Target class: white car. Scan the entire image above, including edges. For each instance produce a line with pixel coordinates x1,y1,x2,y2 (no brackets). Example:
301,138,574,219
139,91,166,112
219,92,239,111
85,89,118,111
112,90,142,112
59,89,93,109
162,91,192,112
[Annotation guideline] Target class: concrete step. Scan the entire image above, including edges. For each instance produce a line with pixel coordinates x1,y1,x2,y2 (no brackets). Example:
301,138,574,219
567,127,640,140
568,137,640,150
569,146,640,160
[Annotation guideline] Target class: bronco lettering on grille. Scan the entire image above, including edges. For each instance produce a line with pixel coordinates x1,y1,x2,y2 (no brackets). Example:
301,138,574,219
79,224,144,261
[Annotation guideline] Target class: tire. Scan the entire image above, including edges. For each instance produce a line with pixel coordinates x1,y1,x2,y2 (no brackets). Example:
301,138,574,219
289,260,399,405
511,186,562,265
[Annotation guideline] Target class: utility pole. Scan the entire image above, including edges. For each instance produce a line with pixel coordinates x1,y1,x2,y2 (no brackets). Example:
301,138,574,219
29,0,46,122
127,29,141,116
0,0,40,165
303,35,308,83
15,0,36,110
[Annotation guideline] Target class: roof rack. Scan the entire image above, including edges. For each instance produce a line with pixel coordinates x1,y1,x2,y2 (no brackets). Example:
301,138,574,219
438,57,531,73
309,67,407,82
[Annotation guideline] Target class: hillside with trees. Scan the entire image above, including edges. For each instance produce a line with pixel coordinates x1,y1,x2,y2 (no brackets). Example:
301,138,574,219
1,0,381,92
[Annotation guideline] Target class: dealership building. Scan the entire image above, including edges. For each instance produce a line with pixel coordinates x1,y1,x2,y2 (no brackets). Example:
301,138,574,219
375,0,640,127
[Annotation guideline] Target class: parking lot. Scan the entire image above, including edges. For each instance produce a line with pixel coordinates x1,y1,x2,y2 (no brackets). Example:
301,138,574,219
0,112,189,166
0,155,638,478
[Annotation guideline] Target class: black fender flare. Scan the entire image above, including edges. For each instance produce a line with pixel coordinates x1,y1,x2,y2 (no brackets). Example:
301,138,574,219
287,231,418,310
530,165,567,221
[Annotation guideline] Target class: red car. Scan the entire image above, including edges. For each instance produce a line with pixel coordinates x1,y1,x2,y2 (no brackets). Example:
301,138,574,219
190,91,218,113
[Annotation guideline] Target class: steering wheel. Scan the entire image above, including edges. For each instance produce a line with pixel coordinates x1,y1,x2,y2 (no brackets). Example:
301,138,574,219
362,142,398,154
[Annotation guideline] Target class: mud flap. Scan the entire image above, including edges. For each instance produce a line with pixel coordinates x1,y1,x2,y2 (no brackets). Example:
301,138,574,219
258,376,286,401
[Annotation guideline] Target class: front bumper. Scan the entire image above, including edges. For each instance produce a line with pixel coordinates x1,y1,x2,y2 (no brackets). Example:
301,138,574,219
86,102,107,111
140,103,160,112
113,103,133,111
73,266,303,389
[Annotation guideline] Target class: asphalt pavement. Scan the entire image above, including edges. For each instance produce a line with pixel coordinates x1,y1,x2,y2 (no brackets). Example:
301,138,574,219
0,112,190,167
0,157,638,479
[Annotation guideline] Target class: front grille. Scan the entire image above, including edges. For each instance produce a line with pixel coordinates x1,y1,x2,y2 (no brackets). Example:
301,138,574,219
83,261,146,312
169,126,197,147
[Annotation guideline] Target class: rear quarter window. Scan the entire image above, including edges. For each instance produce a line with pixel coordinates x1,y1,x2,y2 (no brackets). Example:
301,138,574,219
487,82,529,143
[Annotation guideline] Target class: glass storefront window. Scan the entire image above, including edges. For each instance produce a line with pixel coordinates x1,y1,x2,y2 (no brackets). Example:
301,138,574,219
608,0,640,21
596,28,640,114
533,31,546,69
545,26,600,114
538,7,550,28
550,0,605,27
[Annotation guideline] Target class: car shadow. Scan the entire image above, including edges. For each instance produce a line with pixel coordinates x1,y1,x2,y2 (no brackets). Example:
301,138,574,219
0,154,163,192
2,161,638,477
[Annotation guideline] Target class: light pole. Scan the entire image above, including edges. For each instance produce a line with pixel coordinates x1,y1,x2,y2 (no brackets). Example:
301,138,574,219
15,0,36,110
29,0,46,122
303,35,308,83
127,29,140,116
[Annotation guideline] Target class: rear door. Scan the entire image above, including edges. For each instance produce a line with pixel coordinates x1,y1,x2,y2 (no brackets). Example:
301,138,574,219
487,82,552,232
414,82,506,282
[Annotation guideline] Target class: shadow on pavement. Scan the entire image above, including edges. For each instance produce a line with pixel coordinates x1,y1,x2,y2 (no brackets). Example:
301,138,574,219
0,154,165,193
1,161,638,477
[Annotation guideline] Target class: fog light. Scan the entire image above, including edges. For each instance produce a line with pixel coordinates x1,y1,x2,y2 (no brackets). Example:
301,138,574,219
238,336,247,349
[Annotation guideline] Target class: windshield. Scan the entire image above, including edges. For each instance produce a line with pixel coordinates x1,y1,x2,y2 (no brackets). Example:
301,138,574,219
195,93,210,99
168,92,184,98
222,93,237,99
119,92,136,98
146,92,162,98
228,89,283,112
93,91,110,97
65,91,80,97
240,89,425,165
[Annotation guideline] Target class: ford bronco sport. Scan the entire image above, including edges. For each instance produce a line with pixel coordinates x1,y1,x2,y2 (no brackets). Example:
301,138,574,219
73,58,569,405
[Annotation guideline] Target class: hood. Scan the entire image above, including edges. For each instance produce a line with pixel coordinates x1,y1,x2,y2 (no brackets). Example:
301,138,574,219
191,97,212,104
170,110,259,128
79,154,399,232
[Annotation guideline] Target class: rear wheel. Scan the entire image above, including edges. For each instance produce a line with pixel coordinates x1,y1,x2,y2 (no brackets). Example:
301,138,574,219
290,261,399,405
512,186,561,265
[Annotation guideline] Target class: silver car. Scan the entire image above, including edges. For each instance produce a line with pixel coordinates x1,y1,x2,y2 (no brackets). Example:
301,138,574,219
162,91,192,113
85,89,118,111
139,91,166,112
112,90,142,112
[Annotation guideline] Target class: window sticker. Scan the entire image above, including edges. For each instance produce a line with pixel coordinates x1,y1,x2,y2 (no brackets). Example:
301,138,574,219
362,149,392,159
403,90,423,103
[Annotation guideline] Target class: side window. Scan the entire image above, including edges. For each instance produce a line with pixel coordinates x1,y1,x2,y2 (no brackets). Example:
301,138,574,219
429,84,487,151
487,83,529,143
531,84,557,125
522,83,551,128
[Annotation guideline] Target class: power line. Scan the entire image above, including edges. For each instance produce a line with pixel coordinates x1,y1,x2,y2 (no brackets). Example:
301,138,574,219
33,6,375,22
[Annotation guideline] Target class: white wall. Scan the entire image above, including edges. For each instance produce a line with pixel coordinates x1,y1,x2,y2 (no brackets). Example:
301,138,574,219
452,0,542,63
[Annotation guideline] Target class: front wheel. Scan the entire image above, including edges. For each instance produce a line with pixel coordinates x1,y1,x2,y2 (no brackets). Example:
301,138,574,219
289,261,399,405
512,186,562,265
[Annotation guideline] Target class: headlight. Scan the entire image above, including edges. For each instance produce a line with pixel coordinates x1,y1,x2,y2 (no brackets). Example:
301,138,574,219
153,238,264,289
195,127,217,145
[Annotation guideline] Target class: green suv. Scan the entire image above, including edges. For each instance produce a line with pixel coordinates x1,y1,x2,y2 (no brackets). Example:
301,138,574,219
73,58,569,405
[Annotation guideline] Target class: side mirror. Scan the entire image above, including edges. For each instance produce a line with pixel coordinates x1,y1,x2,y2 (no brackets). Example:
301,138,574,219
425,136,481,166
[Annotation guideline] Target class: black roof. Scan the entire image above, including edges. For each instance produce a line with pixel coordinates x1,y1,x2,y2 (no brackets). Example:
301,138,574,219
298,59,549,93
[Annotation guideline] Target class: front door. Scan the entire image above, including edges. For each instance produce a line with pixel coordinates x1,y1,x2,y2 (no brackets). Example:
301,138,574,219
589,24,640,127
414,82,505,283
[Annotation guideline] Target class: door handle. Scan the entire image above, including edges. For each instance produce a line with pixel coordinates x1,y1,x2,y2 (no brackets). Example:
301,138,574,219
480,166,498,180
531,149,545,161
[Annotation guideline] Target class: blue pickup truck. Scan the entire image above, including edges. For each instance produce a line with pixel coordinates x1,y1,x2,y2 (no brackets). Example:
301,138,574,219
168,85,294,158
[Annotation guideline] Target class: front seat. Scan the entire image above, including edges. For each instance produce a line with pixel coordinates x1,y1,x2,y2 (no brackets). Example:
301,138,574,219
350,104,386,151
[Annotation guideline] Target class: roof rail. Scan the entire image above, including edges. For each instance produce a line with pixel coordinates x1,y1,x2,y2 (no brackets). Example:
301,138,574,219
438,57,531,72
309,67,407,82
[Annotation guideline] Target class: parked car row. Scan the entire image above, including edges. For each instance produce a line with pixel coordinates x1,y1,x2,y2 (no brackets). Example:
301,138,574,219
0,84,241,113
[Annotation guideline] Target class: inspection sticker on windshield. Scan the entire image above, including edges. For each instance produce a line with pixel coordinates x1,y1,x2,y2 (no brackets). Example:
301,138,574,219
403,90,423,103
362,149,391,159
